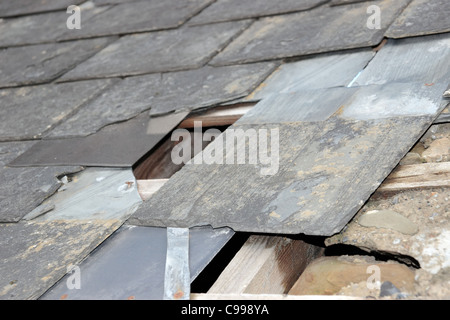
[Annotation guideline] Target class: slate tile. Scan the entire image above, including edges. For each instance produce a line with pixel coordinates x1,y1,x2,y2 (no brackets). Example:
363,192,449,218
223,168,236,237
0,80,115,141
93,0,140,5
58,0,214,40
24,168,143,222
48,63,276,137
329,0,370,5
0,219,121,300
247,50,375,101
210,0,410,66
129,83,448,236
354,33,450,86
0,5,109,47
0,0,85,18
0,37,117,88
386,0,450,38
188,0,328,25
40,225,234,300
9,111,189,167
0,141,82,223
58,21,252,81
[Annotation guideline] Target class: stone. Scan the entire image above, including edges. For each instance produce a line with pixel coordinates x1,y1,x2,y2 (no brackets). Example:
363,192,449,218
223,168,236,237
422,137,450,162
0,0,84,18
357,210,419,235
288,256,416,296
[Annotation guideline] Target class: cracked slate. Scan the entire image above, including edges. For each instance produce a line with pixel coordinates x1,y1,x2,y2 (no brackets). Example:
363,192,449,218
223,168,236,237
210,0,410,66
246,50,374,101
59,21,252,81
0,0,85,18
353,33,450,86
129,82,448,235
0,79,115,141
40,225,234,300
386,0,450,38
9,111,188,168
0,141,83,223
58,0,214,40
47,63,276,138
0,5,110,47
188,0,328,25
24,168,142,222
0,37,116,88
0,219,121,300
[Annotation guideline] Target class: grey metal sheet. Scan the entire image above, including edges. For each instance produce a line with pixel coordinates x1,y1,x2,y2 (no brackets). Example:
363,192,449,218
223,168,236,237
9,111,188,168
188,0,328,25
47,63,277,138
0,80,115,141
23,168,142,222
0,219,121,300
386,0,450,38
353,34,450,86
247,50,374,101
210,0,410,66
129,82,448,236
0,0,85,18
39,225,234,300
0,141,82,222
58,0,214,40
59,21,252,81
0,37,116,88
0,5,109,47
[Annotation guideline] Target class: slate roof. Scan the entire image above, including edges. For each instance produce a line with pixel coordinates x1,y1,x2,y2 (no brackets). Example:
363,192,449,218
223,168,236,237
0,0,449,299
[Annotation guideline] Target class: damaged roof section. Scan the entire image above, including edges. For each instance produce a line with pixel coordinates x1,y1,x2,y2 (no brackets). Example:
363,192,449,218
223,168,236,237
129,82,448,235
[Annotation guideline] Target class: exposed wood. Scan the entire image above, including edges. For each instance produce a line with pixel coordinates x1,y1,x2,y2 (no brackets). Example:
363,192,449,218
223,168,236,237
191,293,361,300
378,162,450,193
137,179,169,201
207,235,323,295
178,104,254,129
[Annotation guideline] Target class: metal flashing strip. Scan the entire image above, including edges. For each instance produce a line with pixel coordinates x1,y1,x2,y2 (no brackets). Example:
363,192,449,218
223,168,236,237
164,228,191,300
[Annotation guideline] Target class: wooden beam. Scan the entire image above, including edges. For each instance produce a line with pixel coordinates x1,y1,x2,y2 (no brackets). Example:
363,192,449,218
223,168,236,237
378,162,450,193
207,235,323,295
178,104,254,129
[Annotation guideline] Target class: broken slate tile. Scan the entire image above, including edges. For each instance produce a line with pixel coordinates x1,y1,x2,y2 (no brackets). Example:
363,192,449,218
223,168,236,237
0,79,115,141
129,83,448,235
24,168,142,222
47,63,276,137
0,142,82,222
10,111,188,168
353,33,450,86
246,50,374,101
386,0,450,38
0,219,121,300
210,0,410,66
0,37,116,88
58,0,214,40
0,5,110,47
188,0,328,25
0,0,85,18
40,225,234,300
59,21,252,81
